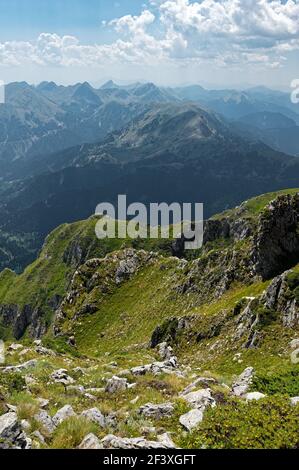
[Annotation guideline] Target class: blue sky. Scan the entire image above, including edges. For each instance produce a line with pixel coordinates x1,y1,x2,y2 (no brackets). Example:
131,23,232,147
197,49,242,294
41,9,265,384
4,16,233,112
0,0,298,88
0,0,143,41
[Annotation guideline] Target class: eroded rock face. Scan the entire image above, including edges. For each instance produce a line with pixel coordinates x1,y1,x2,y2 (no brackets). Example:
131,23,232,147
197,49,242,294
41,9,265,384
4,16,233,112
253,194,299,280
0,304,47,340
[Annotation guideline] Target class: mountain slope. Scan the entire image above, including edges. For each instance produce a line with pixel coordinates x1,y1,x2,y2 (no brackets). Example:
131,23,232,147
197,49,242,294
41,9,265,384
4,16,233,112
0,189,299,449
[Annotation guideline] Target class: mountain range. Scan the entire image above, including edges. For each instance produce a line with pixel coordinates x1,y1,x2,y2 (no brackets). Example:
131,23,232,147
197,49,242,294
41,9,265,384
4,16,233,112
1,81,299,272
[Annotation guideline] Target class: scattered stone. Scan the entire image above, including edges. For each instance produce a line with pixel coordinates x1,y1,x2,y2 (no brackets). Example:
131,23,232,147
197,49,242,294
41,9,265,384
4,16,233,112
0,412,31,449
1,359,38,373
181,377,217,395
157,432,176,449
130,396,140,405
158,342,173,360
36,398,49,409
32,430,45,444
52,405,76,426
245,392,266,401
290,339,299,350
81,408,106,428
138,403,174,420
6,404,17,412
67,385,85,395
50,369,75,386
73,367,85,376
179,409,203,432
8,343,23,352
34,410,56,435
79,433,103,449
105,376,133,393
21,419,30,431
131,357,180,377
25,376,37,387
35,346,56,356
33,340,42,347
101,434,174,449
290,397,299,406
231,367,255,397
182,388,216,410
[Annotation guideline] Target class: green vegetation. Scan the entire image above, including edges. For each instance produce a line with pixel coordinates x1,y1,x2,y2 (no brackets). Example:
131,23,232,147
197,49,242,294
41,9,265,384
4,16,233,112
182,397,299,449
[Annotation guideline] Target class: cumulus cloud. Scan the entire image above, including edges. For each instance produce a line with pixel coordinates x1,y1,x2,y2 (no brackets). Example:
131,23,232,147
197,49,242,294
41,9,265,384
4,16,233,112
0,0,298,70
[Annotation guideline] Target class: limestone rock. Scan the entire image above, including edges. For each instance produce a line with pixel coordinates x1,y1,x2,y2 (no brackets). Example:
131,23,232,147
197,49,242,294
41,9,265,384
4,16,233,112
52,405,76,426
245,392,266,401
182,388,216,410
101,434,173,449
34,410,56,435
232,367,255,397
105,376,132,393
138,403,174,420
0,412,31,449
179,409,203,432
81,408,106,428
79,433,103,449
50,369,75,386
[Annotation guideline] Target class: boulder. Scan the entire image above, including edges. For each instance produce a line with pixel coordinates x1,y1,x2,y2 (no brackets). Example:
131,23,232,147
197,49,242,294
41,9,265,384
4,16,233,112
101,434,174,449
245,392,266,401
0,412,31,449
231,367,254,397
79,433,103,449
157,433,177,449
105,376,132,393
138,403,174,420
81,408,106,428
34,410,56,434
182,388,216,410
50,369,75,386
290,397,299,406
181,377,217,395
1,359,38,373
179,409,203,432
52,405,76,426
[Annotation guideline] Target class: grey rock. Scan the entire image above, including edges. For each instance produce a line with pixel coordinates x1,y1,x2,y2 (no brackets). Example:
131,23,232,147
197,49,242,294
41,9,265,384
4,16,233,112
101,434,173,449
32,430,46,444
1,359,38,373
81,408,106,428
34,410,56,434
157,433,177,449
232,367,255,396
290,339,299,350
181,377,217,395
182,388,216,410
79,433,103,449
50,369,75,386
0,412,30,449
179,409,203,432
105,376,131,393
245,392,266,401
52,405,76,426
138,403,174,419
290,397,299,406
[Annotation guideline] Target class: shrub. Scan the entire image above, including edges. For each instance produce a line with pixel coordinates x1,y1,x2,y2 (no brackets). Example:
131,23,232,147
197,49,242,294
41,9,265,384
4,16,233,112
182,397,299,449
252,367,299,396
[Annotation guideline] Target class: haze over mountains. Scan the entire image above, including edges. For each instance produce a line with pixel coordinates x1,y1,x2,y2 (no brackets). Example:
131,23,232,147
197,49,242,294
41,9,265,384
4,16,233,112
1,80,299,272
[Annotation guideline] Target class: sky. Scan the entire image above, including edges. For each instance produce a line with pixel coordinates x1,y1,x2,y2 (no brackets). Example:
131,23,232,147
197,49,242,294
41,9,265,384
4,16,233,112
0,0,298,89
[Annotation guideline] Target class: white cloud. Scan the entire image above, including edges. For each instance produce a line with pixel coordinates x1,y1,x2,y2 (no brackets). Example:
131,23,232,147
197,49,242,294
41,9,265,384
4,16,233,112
0,1,298,71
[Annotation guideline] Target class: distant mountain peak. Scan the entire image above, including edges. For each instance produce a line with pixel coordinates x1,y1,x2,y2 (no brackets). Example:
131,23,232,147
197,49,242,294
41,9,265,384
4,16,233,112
101,80,118,89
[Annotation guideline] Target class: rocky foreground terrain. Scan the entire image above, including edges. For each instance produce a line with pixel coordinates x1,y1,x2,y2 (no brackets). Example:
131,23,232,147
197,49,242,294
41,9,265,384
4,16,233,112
0,189,299,449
